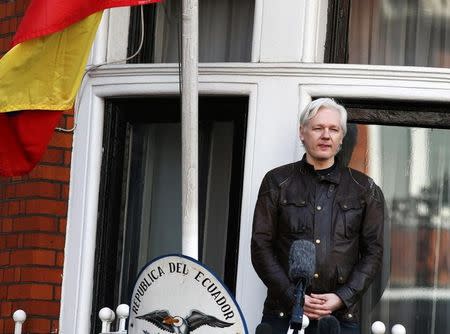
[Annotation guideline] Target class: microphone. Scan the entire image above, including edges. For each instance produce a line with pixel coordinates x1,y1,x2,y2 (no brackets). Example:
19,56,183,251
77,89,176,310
318,315,341,334
255,322,272,334
288,240,316,331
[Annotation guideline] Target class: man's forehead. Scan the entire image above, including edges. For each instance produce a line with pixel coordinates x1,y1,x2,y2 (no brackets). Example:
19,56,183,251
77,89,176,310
307,110,341,126
309,121,341,127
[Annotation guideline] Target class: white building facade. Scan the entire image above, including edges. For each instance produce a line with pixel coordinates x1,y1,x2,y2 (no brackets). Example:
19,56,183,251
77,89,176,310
61,1,450,333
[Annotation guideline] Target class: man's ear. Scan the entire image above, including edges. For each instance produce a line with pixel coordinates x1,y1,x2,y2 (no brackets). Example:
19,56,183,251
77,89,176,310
299,125,304,141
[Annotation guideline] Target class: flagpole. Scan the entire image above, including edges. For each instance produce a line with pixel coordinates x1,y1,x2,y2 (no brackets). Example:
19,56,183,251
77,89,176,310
181,0,199,259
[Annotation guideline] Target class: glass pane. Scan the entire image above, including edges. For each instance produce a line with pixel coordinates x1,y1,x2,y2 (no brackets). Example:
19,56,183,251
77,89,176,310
347,123,450,334
152,0,254,62
129,123,183,266
348,0,450,67
200,122,234,278
119,120,236,301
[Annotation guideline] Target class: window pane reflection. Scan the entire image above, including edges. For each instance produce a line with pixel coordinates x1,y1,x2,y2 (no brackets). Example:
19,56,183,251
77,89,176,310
348,0,450,67
348,124,450,334
121,121,234,297
152,0,254,62
115,96,248,303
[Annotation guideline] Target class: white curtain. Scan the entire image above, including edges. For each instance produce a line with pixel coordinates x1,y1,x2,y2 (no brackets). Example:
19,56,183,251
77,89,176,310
349,0,450,67
153,0,254,63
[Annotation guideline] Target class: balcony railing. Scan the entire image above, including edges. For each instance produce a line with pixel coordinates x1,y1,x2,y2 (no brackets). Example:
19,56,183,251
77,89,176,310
11,305,407,334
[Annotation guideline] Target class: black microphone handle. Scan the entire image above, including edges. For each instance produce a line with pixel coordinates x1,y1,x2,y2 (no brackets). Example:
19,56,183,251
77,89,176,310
290,279,306,331
318,315,341,334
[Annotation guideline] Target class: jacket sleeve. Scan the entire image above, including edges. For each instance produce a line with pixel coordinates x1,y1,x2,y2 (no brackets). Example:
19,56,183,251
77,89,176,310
251,172,296,308
335,182,385,308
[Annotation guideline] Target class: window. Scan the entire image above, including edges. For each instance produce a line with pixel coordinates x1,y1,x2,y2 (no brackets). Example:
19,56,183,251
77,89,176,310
339,99,450,334
326,0,450,66
128,0,255,63
90,96,248,333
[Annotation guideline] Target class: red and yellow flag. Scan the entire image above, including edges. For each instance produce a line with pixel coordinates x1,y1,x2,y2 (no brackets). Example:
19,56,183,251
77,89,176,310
0,0,161,176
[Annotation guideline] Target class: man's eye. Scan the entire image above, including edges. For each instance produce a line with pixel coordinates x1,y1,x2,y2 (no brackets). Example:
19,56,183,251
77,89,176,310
331,128,339,132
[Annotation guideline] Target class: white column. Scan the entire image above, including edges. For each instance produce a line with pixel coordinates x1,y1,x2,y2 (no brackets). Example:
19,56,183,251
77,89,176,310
13,310,26,334
258,0,305,61
107,7,131,62
368,125,383,186
116,304,130,332
409,128,429,196
301,0,320,62
89,11,109,65
98,307,115,333
257,0,328,62
181,0,199,259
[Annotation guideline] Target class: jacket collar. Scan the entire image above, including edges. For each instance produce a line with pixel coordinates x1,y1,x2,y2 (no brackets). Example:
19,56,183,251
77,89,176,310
298,154,342,184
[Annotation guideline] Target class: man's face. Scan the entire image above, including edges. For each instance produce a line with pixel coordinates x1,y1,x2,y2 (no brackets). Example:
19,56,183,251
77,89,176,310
300,107,344,167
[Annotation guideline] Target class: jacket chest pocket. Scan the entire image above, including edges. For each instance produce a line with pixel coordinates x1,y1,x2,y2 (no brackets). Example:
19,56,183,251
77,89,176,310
278,197,312,234
337,198,365,239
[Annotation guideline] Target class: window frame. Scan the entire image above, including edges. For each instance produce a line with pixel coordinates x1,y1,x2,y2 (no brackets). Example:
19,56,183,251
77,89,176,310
61,2,450,333
62,60,450,334
127,1,256,63
342,98,450,129
337,98,450,333
127,5,158,63
90,96,249,333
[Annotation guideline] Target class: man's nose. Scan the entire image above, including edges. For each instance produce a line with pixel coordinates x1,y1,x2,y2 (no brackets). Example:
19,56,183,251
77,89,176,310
321,128,331,138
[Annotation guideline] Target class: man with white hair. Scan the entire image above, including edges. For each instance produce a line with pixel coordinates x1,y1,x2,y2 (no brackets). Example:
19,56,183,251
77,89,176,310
251,98,385,334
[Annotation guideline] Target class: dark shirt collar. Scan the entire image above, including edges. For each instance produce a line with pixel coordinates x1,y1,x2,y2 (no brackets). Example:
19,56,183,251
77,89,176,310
298,154,342,184
316,162,336,176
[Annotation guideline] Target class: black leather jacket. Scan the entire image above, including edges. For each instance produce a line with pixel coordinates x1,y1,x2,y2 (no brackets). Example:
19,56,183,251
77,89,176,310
251,157,385,323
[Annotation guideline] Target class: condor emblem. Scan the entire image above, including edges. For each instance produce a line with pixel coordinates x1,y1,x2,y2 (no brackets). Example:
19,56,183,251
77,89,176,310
128,255,248,334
